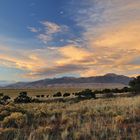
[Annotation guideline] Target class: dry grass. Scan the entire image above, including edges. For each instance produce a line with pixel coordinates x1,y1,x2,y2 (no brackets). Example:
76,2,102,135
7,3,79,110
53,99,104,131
0,88,84,98
0,83,125,98
0,96,140,140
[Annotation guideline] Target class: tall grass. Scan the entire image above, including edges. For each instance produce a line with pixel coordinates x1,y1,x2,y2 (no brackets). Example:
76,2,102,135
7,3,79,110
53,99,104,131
0,96,140,140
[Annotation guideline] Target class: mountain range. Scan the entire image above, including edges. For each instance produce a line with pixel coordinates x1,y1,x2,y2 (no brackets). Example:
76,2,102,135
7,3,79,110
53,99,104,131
4,73,133,89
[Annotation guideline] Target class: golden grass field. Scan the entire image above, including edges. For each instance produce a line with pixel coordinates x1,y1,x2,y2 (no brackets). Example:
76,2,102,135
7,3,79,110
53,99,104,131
0,94,140,140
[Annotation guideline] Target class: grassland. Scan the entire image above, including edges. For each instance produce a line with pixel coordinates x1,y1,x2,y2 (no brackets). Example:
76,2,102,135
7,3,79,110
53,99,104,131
0,88,83,98
0,83,125,98
0,95,140,140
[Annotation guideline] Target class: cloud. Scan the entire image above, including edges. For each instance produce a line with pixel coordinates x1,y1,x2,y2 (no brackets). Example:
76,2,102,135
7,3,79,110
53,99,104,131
28,20,69,44
27,26,39,33
1,0,140,80
0,47,40,70
0,40,140,79
58,45,92,62
25,64,88,78
70,0,140,76
40,21,62,34
90,22,140,51
37,34,52,44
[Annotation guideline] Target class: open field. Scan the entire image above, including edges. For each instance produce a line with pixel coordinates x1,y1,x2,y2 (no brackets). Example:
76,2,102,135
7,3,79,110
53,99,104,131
0,88,82,98
0,95,140,140
0,83,126,98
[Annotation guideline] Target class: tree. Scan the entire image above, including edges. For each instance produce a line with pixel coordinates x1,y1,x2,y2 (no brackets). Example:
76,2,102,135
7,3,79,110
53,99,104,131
129,76,140,93
78,89,96,99
53,92,62,97
121,87,132,93
63,93,70,97
14,92,32,103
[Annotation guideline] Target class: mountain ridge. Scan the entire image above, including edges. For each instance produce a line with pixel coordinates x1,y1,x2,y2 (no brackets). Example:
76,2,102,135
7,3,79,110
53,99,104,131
5,73,133,88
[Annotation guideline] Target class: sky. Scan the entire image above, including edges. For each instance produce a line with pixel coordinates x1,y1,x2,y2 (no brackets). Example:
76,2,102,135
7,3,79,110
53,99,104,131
0,0,140,81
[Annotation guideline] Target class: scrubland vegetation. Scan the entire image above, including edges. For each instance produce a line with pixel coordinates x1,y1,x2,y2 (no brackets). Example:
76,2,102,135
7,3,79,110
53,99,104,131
0,76,140,140
0,96,140,140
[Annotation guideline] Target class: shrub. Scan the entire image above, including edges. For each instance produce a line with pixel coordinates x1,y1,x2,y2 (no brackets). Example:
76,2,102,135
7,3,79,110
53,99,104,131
2,95,11,101
102,89,111,93
53,92,62,97
36,95,41,98
0,110,11,121
63,93,70,97
78,89,96,99
2,112,27,128
0,95,11,105
111,88,120,93
93,90,101,94
19,91,27,97
103,93,115,98
14,92,32,103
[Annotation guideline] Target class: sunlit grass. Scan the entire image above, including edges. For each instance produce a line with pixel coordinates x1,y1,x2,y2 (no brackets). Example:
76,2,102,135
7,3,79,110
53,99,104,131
0,95,140,140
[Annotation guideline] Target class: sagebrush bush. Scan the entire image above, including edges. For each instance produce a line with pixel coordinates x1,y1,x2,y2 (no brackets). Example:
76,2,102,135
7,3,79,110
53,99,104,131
2,112,27,128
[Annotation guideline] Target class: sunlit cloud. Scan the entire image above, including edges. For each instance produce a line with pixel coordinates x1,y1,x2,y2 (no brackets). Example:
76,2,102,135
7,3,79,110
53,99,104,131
93,22,140,50
71,0,140,76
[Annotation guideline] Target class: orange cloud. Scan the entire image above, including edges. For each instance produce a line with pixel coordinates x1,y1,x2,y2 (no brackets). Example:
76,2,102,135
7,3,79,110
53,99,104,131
93,22,140,50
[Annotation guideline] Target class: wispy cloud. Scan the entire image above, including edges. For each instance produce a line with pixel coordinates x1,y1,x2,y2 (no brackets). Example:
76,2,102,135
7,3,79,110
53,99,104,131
28,20,69,44
40,21,62,34
27,26,39,33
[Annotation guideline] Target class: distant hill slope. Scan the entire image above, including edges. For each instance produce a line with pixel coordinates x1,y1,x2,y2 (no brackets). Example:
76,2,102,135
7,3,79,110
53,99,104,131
5,73,133,88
